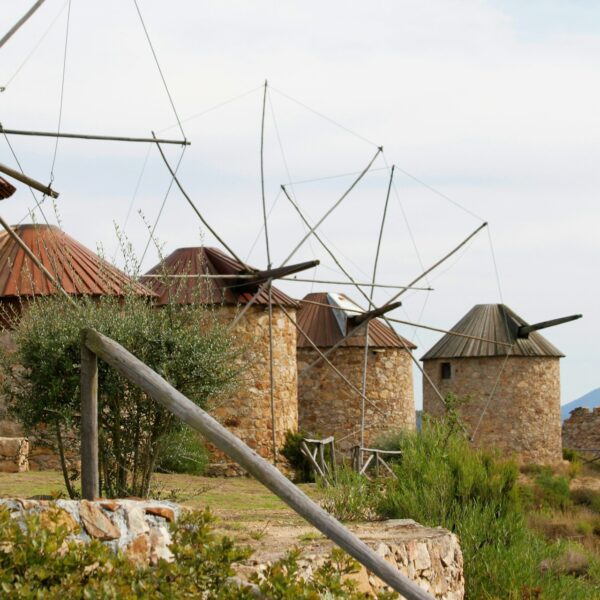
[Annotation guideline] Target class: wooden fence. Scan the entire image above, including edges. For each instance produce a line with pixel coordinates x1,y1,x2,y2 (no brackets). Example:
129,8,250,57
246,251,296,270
79,328,433,599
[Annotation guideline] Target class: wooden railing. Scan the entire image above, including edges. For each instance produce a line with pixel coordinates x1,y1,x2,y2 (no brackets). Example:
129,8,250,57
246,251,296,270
79,328,433,600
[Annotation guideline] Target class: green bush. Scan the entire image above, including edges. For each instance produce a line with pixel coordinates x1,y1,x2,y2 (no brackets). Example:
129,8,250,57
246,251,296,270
0,507,377,599
320,418,600,599
0,294,238,497
320,466,379,522
571,488,600,513
155,426,209,475
533,470,572,511
280,430,314,483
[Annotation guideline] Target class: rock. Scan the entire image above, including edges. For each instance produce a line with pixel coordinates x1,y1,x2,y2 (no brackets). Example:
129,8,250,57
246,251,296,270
79,500,120,540
149,526,173,564
126,506,150,536
100,500,120,512
126,534,150,567
39,508,79,534
145,506,175,522
414,542,432,571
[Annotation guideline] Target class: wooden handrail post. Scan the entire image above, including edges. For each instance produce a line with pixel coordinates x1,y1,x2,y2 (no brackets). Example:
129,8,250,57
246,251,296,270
80,340,99,500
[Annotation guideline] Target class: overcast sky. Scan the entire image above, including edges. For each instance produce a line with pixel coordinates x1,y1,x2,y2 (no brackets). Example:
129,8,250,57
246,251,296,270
1,0,598,408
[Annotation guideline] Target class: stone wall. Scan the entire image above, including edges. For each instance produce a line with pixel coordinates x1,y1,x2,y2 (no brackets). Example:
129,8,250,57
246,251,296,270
1,499,464,598
298,345,415,453
423,356,562,464
0,498,179,566
239,519,463,599
0,437,28,472
562,407,600,450
207,305,298,474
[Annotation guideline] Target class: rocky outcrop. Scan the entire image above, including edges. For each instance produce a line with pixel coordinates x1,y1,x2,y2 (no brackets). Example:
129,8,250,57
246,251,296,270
562,407,600,450
0,437,29,472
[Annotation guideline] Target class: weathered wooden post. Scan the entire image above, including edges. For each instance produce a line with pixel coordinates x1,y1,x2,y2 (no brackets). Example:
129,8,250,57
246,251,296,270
81,328,434,600
80,340,99,500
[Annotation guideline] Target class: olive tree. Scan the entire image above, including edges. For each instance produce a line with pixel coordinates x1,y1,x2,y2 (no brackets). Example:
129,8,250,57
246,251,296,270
0,294,239,497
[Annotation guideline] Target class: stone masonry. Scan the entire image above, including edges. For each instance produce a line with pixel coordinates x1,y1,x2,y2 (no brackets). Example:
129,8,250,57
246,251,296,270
562,407,600,451
0,498,180,566
298,344,415,453
0,499,464,597
207,305,298,474
423,356,562,464
0,437,28,472
240,519,464,599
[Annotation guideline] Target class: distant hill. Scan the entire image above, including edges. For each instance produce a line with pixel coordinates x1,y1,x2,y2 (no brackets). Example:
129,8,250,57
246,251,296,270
561,388,600,421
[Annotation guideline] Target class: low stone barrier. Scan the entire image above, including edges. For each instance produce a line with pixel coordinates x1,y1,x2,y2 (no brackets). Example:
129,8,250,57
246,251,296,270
238,519,464,599
0,437,29,472
0,498,180,566
0,499,464,598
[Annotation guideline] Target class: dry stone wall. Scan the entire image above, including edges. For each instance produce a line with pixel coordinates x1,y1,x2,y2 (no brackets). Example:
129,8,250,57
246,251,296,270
562,407,600,450
0,437,28,472
423,356,562,464
240,519,464,599
298,345,415,453
207,305,298,474
0,498,179,566
1,499,464,597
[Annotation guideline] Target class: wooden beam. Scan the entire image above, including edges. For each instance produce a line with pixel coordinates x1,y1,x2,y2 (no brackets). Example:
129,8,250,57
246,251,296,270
1,127,189,146
0,0,47,49
81,328,433,600
348,301,402,328
230,259,320,293
0,161,59,198
518,314,582,338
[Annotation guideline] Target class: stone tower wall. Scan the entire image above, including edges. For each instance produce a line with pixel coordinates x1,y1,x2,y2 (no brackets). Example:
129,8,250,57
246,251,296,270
562,407,600,450
298,346,415,453
422,356,562,464
208,305,298,474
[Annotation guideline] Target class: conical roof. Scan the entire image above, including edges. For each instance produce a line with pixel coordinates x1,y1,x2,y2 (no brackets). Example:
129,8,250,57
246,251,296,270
0,177,16,200
0,224,154,298
296,292,416,349
421,304,564,360
140,247,298,308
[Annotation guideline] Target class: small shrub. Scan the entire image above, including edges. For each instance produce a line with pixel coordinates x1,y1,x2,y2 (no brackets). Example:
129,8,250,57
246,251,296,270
280,430,314,483
156,426,209,475
576,521,593,536
320,466,380,522
568,459,583,480
534,471,572,511
563,448,579,462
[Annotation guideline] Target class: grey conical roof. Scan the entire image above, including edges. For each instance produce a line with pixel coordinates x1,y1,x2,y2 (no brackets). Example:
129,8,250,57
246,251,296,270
421,304,564,360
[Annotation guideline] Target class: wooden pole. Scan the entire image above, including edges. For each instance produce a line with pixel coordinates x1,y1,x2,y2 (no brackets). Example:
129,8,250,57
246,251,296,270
0,0,48,49
0,127,189,146
81,328,432,600
80,341,99,500
0,161,59,198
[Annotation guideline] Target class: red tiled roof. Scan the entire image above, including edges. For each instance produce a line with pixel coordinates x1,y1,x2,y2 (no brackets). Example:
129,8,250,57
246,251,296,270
296,292,416,349
0,224,155,298
140,247,298,308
